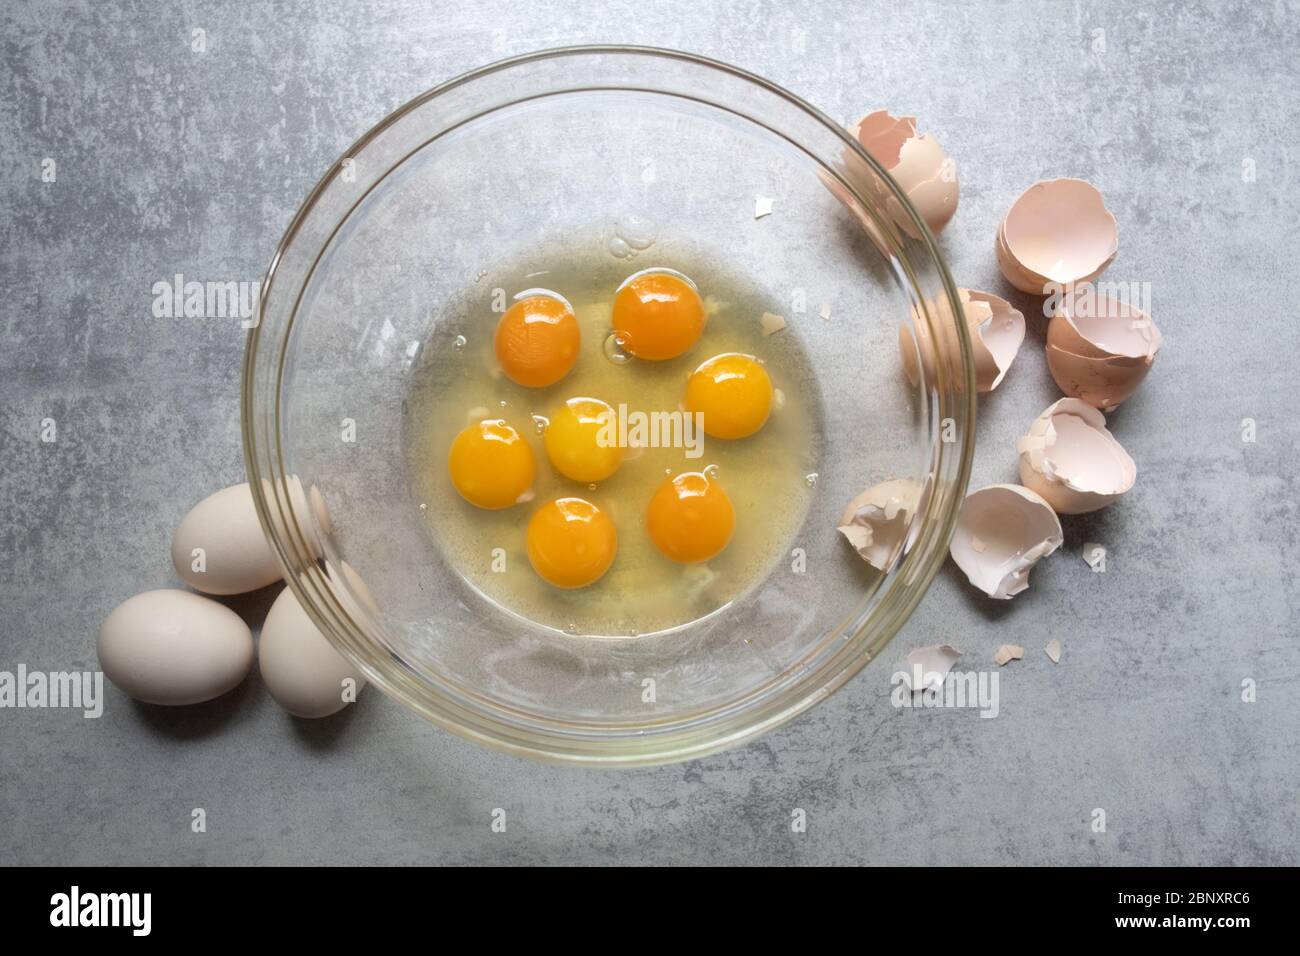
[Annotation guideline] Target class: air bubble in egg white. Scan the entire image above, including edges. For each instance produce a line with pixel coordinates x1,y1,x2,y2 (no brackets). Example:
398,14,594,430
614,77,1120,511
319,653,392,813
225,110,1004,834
703,464,720,479
602,330,632,365
531,414,549,435
617,214,657,251
452,334,467,352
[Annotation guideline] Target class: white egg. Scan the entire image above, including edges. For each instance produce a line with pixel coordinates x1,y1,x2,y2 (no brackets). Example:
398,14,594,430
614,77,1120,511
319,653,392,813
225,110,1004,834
171,482,281,595
259,586,365,719
171,477,326,596
98,589,253,705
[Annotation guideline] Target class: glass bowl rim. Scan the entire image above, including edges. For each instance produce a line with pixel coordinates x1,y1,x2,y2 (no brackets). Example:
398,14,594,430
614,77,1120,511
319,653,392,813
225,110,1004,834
241,44,977,766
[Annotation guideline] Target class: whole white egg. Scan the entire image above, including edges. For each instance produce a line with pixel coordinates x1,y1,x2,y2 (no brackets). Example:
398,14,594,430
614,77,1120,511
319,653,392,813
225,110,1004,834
259,586,365,718
98,589,254,705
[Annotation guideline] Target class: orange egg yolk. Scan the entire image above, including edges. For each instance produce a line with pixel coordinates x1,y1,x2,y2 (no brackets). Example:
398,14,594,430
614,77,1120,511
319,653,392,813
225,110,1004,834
611,270,706,361
494,293,580,387
526,497,618,588
448,419,535,509
646,471,735,563
544,397,623,483
684,352,773,439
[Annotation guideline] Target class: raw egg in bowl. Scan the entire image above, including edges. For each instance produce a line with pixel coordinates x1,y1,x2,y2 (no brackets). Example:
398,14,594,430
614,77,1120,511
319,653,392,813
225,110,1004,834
243,47,974,766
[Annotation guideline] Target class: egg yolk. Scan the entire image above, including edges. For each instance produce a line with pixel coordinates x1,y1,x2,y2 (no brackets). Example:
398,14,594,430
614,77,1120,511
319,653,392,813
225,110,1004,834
611,270,706,361
684,352,773,439
646,471,735,563
526,497,618,588
448,419,535,510
494,293,580,387
544,397,623,483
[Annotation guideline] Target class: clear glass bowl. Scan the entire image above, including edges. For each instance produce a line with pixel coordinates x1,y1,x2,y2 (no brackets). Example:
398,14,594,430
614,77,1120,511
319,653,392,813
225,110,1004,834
242,46,975,766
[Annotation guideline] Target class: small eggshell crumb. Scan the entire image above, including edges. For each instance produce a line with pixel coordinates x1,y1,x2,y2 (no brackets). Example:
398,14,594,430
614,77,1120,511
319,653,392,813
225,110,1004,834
994,644,1024,666
760,311,787,336
754,195,774,218
1082,542,1107,571
903,644,962,691
1045,639,1062,663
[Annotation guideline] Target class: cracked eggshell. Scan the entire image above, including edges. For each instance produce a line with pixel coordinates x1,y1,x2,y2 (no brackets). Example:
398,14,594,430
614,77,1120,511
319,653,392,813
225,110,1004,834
966,289,1025,391
816,166,893,259
995,222,1052,294
1017,398,1136,514
1046,289,1161,409
999,179,1118,290
837,478,921,571
899,288,1022,393
851,110,959,236
899,294,956,388
950,484,1063,600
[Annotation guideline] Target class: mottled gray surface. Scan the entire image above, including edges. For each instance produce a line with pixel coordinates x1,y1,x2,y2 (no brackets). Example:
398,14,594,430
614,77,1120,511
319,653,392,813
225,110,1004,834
2,0,1298,866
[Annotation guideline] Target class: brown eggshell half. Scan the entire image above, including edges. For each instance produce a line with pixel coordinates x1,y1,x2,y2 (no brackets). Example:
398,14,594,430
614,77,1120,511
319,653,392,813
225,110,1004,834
1001,178,1118,286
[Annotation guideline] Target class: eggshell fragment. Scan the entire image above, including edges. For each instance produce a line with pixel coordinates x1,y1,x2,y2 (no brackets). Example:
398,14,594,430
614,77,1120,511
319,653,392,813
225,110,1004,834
760,311,787,336
1017,398,1136,514
899,288,1023,393
97,589,253,705
1045,639,1062,663
997,179,1118,293
1082,542,1107,571
966,289,1025,391
903,644,962,691
259,586,366,719
1046,288,1161,409
850,110,959,236
837,478,921,572
994,644,1024,666
950,484,1063,600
